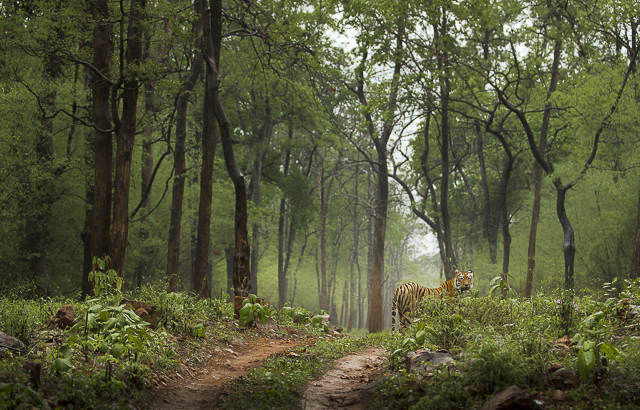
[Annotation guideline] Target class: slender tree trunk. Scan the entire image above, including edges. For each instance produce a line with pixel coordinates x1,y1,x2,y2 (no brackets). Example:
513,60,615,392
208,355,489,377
111,0,147,277
136,82,154,288
440,75,455,279
555,182,575,289
166,7,203,292
90,0,113,270
277,135,291,306
205,0,251,296
348,164,359,332
626,186,640,280
316,157,328,310
81,129,94,298
524,39,561,297
525,165,544,296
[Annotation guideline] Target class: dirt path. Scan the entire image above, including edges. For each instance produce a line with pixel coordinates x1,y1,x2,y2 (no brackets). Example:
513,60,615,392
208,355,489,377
300,347,387,409
146,336,305,409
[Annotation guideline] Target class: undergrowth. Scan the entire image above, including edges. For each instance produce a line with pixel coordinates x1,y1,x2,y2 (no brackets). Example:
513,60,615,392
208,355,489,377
376,279,640,409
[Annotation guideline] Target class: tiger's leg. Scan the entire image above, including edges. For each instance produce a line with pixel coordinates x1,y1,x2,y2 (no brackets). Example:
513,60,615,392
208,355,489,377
392,296,397,332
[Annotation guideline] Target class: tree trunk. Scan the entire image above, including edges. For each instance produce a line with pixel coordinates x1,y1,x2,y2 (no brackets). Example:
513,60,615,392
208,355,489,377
193,0,223,298
368,147,388,332
248,101,274,296
316,154,329,310
136,82,154,288
277,137,291,306
90,0,113,271
166,7,203,293
347,163,359,332
205,0,251,297
525,164,544,297
555,182,575,289
440,74,455,279
524,39,561,297
111,0,147,277
630,184,640,280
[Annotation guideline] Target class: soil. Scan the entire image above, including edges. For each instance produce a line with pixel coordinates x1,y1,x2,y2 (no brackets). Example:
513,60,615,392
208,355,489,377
299,347,387,409
145,329,387,410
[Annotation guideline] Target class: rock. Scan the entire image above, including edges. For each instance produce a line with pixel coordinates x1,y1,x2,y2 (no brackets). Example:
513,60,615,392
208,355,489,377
0,331,25,358
404,349,455,373
255,316,277,330
120,298,160,329
553,390,568,402
229,337,245,348
481,385,542,410
47,304,77,329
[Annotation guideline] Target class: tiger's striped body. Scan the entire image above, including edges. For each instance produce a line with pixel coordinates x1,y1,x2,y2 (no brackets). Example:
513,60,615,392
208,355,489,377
392,269,474,332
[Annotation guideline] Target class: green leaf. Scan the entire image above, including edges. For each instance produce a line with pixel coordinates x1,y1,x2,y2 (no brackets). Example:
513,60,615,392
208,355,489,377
110,343,125,359
58,344,71,358
599,342,620,361
25,386,44,406
53,357,74,373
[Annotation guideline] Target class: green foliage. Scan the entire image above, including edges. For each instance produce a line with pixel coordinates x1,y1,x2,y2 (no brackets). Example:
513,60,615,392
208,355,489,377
89,257,124,303
239,294,272,327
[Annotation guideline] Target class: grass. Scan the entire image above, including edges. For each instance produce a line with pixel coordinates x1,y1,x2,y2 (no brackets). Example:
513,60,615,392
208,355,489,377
223,332,391,409
375,280,640,409
3,279,640,409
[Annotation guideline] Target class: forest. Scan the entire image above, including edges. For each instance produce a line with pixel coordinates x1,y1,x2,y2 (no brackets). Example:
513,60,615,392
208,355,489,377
1,0,640,408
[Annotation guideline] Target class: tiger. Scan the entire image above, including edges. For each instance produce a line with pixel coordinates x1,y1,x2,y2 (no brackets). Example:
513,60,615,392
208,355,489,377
391,269,474,332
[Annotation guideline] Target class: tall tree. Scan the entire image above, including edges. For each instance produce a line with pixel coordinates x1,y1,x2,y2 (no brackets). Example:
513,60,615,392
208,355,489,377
167,1,204,293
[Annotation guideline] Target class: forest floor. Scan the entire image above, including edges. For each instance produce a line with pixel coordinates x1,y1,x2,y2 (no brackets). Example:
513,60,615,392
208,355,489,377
147,327,387,409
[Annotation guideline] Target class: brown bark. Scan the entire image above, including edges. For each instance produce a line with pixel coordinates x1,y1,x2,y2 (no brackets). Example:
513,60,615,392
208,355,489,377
630,184,640,280
192,0,222,298
277,134,292,306
315,152,329,311
523,39,561,297
111,0,147,277
204,0,251,297
166,5,203,293
90,0,113,270
347,163,360,332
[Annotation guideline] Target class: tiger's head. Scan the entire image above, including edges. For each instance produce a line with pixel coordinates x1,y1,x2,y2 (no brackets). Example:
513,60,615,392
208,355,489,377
453,269,474,293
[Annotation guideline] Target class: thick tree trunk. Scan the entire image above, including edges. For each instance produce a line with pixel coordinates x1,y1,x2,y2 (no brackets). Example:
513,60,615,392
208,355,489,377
368,148,388,333
90,0,113,270
111,0,147,277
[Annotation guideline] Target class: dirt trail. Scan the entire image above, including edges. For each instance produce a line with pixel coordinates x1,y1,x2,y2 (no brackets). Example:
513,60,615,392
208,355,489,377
146,332,387,410
147,336,305,409
300,348,387,409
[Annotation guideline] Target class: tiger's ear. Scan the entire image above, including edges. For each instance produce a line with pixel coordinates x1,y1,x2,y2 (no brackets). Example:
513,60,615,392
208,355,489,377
454,269,460,275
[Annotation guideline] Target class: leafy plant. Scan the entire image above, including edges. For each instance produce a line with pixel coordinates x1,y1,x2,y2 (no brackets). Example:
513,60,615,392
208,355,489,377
89,257,123,303
239,294,272,326
573,297,620,380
